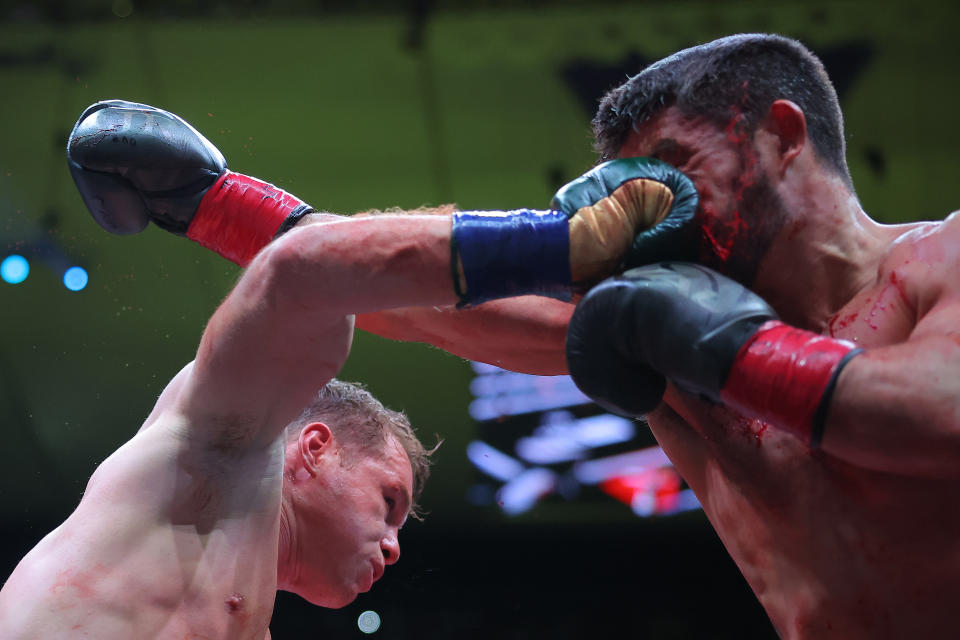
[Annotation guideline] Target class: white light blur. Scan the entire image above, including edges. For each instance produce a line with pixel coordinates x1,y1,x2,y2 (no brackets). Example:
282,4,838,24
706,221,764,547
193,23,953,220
516,434,584,465
631,491,657,517
358,610,381,634
466,441,525,482
497,467,557,516
468,367,592,421
573,446,671,485
517,413,636,464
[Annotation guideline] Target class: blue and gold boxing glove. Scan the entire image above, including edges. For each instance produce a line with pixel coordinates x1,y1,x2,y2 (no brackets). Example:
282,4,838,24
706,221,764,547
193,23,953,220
451,158,698,306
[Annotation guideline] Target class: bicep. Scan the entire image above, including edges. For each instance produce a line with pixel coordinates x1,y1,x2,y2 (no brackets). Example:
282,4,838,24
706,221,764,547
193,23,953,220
176,242,355,448
176,214,458,446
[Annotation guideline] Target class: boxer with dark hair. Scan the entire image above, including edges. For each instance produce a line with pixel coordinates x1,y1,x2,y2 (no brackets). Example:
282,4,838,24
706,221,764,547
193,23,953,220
0,99,692,638
567,34,960,638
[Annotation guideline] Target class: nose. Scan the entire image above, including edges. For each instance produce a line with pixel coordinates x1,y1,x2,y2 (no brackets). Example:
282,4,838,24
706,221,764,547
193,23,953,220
380,532,400,565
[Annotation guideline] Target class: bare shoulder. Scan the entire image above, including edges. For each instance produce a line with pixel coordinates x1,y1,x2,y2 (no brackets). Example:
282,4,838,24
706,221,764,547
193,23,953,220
881,212,960,329
885,212,960,263
0,416,281,637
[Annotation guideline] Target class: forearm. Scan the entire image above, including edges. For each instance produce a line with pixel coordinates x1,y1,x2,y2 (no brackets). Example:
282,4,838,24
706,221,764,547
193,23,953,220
820,337,960,476
264,214,458,315
355,296,574,375
295,211,575,373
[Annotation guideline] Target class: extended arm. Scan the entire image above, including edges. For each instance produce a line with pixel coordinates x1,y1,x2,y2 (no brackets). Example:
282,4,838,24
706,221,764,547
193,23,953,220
173,214,457,446
354,297,573,375
67,100,697,381
68,101,696,445
296,214,575,375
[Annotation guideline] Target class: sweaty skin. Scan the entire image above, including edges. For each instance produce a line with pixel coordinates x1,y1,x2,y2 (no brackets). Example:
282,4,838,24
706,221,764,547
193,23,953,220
0,183,658,637
0,215,451,639
612,107,960,638
350,104,960,639
644,216,960,638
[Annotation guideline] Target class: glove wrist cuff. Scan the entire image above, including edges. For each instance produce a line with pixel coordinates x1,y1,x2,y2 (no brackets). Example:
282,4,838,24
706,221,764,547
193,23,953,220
720,320,862,447
187,172,312,266
451,209,571,307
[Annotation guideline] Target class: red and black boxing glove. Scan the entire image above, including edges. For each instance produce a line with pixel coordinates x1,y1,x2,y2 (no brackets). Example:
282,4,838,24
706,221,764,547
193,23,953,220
67,99,314,266
565,262,862,447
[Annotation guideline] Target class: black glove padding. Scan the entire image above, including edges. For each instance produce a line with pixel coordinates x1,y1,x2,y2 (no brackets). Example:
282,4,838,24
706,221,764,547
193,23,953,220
67,99,227,235
565,262,776,417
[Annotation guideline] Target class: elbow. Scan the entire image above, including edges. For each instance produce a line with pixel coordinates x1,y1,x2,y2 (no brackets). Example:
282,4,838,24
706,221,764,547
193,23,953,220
255,223,315,274
246,230,355,369
247,225,323,311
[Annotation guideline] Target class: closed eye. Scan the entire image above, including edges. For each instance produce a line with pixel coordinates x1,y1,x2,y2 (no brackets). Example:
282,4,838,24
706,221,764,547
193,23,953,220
383,486,412,527
650,139,692,168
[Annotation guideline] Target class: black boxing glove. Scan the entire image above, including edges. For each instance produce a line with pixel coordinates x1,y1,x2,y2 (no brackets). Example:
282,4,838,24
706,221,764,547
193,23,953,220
67,99,313,266
566,263,862,447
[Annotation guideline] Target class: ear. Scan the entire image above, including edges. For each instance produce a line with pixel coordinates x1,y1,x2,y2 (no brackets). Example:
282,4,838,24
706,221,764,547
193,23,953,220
762,99,807,174
297,422,335,477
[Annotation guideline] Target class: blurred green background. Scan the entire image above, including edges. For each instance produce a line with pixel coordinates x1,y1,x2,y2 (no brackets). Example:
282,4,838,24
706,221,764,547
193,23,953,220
1,0,957,637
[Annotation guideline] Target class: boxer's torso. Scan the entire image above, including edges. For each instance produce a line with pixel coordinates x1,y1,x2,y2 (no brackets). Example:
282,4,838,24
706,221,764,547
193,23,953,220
0,417,283,639
647,215,960,639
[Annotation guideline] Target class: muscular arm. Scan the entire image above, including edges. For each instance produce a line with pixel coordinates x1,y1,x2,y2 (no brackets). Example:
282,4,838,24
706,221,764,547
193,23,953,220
355,297,573,375
823,300,960,477
69,101,693,385
0,214,462,638
807,218,960,477
174,214,458,447
564,253,960,478
298,213,575,376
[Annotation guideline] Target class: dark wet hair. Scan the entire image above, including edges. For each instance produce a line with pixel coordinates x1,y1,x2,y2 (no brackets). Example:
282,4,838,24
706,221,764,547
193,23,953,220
593,33,852,187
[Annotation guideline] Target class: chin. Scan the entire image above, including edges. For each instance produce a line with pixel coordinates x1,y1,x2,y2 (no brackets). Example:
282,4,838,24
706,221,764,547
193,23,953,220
297,586,358,609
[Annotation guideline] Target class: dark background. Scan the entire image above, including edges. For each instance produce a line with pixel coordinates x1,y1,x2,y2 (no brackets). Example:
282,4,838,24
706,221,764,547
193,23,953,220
1,0,958,637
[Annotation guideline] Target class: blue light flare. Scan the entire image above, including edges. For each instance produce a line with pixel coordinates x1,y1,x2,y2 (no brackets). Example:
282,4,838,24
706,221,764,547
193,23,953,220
1,255,29,284
63,266,89,291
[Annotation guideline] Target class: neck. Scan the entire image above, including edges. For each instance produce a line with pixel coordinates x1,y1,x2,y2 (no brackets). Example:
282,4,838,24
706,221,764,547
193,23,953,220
275,487,298,591
752,174,893,331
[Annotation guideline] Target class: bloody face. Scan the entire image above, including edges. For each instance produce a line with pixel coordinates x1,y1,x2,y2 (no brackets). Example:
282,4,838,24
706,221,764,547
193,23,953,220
617,106,788,285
